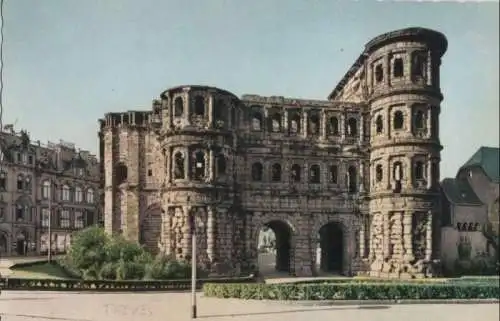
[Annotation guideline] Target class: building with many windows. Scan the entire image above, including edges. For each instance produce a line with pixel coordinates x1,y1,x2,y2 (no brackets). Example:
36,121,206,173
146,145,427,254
0,127,100,256
100,27,449,278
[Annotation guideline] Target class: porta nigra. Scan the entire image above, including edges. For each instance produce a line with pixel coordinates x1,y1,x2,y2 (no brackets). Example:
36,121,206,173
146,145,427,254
99,27,447,278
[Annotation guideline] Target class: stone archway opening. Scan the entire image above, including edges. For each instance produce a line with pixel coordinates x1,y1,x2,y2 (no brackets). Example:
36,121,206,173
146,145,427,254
317,222,343,274
257,220,293,275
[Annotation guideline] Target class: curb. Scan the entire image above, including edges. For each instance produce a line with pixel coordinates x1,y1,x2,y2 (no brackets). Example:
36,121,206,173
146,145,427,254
275,298,500,306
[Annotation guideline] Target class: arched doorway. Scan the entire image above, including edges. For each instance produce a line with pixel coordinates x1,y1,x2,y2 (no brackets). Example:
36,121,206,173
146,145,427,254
16,231,28,256
257,220,293,275
0,232,8,255
318,222,343,274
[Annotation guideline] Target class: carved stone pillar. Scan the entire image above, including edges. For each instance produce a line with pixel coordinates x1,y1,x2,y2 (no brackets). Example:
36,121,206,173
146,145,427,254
358,114,364,144
208,95,214,128
263,108,269,133
208,148,214,181
427,158,433,189
425,210,432,260
339,160,346,188
321,110,327,140
340,112,346,141
359,160,364,192
283,109,289,133
403,212,413,261
427,50,432,86
427,107,432,139
359,219,365,258
184,90,191,125
166,147,172,183
302,110,308,138
184,147,190,180
383,212,390,259
385,55,391,86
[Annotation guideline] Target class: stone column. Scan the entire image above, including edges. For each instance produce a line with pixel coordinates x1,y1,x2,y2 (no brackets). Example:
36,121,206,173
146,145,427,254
383,212,390,260
208,95,214,128
427,50,432,86
427,158,433,189
404,157,412,190
340,112,346,141
427,107,432,138
283,109,289,133
359,160,364,192
339,160,346,189
206,206,215,263
321,110,327,140
358,114,364,144
425,210,432,261
166,147,172,183
359,217,365,259
184,90,191,125
302,110,308,138
385,55,391,86
184,147,190,180
208,148,214,181
403,212,413,261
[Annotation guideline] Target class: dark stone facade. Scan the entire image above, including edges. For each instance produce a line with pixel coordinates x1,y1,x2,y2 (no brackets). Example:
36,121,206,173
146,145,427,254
100,27,448,278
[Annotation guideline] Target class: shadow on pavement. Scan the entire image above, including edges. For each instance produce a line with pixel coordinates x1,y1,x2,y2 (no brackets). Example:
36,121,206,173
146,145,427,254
0,313,92,321
199,305,391,319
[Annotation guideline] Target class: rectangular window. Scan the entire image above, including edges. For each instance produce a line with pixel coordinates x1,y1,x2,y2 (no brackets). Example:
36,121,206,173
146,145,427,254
74,211,84,229
41,208,50,227
75,189,83,203
59,210,70,228
62,186,71,201
0,207,5,221
42,184,50,199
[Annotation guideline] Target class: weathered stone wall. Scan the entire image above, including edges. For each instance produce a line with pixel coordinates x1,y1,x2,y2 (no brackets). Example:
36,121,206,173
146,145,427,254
365,29,447,278
100,28,448,278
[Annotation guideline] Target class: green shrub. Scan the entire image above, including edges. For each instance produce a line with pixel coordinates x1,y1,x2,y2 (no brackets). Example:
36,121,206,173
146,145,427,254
116,259,146,281
203,282,500,301
99,262,118,280
63,227,207,281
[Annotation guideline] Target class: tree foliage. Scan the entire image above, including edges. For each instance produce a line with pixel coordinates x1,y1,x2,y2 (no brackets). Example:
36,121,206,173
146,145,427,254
62,226,205,280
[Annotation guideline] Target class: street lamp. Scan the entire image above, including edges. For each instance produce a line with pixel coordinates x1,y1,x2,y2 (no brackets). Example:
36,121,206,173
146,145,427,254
189,206,197,319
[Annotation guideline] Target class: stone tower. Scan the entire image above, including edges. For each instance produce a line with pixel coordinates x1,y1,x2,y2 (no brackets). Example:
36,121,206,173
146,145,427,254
100,111,151,242
365,28,447,277
158,86,240,271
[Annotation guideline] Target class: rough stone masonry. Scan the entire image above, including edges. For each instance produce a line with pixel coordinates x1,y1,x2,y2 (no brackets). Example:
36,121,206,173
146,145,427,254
98,27,448,278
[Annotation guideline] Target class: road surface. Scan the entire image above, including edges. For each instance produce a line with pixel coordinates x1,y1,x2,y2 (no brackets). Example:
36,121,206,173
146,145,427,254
0,291,498,321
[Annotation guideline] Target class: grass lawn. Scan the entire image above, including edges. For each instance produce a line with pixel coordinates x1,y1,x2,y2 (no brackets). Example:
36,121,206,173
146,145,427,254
8,262,75,279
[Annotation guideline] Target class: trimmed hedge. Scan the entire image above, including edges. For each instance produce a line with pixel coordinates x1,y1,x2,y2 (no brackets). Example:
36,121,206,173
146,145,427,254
291,276,500,285
203,282,500,300
0,275,256,292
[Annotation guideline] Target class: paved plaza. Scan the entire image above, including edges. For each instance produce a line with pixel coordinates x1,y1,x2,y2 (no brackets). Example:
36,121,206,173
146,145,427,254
0,291,498,321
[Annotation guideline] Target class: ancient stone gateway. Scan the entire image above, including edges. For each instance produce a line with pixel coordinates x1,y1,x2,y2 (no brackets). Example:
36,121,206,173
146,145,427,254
99,27,448,278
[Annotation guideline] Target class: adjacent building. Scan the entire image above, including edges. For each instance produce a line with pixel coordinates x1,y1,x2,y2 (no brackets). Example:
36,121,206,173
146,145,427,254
0,127,100,256
440,146,499,270
100,27,449,278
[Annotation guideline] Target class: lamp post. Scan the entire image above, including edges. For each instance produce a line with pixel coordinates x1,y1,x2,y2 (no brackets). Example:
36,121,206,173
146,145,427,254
190,206,197,319
47,181,53,263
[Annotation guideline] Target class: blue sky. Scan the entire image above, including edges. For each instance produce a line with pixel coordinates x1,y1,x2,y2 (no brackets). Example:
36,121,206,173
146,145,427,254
3,0,499,179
